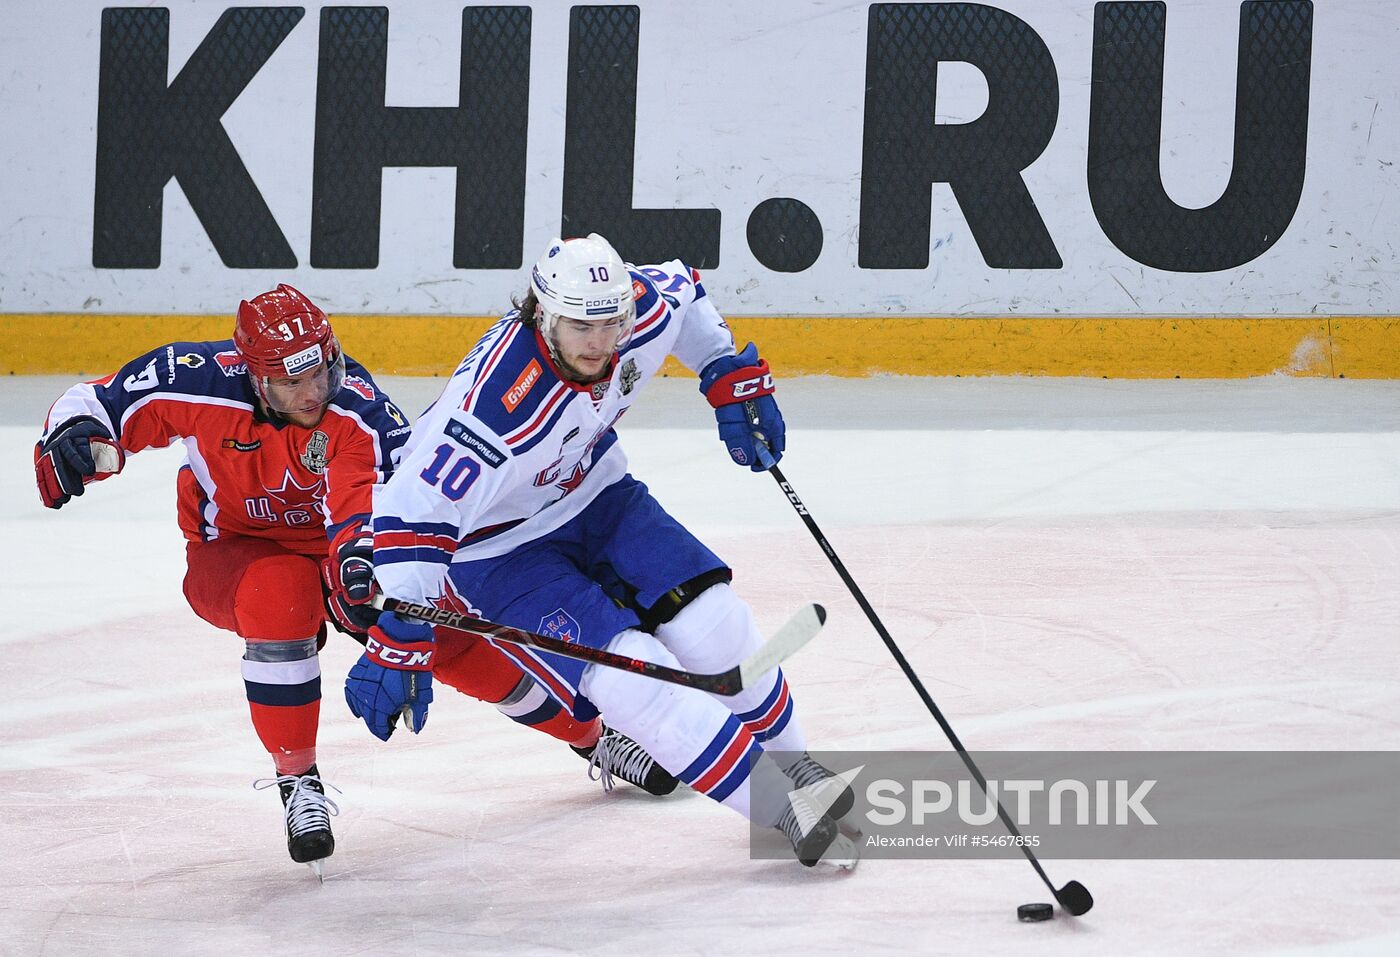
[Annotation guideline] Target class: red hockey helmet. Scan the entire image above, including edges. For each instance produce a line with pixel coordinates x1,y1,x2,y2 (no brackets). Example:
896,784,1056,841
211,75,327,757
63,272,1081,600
234,284,345,415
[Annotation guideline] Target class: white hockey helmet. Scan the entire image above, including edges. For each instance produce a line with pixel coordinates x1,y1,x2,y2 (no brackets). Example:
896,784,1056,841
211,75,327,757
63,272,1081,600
530,233,635,353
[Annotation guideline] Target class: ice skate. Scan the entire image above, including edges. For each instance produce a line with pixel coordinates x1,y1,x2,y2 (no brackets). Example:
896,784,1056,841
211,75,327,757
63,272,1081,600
774,790,860,870
573,725,679,796
255,764,340,880
783,752,856,819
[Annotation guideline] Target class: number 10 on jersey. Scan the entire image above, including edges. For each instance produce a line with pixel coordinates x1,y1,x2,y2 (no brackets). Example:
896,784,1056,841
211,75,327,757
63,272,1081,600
419,443,480,501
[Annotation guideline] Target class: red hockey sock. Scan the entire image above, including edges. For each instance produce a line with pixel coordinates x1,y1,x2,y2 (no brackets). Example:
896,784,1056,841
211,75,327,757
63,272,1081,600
241,653,321,775
547,713,602,749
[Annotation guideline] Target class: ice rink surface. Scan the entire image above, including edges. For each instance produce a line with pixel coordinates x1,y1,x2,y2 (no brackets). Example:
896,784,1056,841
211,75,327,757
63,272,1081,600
3,374,1399,956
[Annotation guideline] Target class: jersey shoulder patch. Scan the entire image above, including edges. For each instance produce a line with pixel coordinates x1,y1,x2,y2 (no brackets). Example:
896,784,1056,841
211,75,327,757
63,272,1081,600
111,340,253,405
460,324,569,439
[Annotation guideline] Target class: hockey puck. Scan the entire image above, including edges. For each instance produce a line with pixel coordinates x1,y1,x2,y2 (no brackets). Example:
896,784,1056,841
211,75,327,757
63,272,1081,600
1017,903,1054,922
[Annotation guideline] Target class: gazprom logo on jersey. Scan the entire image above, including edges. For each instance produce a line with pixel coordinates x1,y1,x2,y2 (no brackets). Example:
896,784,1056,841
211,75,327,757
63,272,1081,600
282,343,323,376
539,608,581,643
444,418,506,468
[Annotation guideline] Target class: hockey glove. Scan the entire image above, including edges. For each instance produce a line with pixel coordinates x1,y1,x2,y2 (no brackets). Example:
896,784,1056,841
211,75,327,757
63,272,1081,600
322,521,380,635
35,416,125,509
699,342,785,471
344,611,435,742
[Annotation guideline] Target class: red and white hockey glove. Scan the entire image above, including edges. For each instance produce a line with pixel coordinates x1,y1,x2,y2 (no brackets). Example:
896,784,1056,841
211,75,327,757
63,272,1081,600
35,416,125,509
699,342,786,471
322,521,380,635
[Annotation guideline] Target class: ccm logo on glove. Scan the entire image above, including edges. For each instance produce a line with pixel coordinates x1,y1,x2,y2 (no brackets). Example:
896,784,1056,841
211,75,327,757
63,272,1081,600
364,634,433,670
725,371,775,400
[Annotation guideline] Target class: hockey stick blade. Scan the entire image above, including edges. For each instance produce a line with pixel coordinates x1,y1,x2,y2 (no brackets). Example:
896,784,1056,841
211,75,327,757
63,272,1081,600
738,603,826,690
373,596,826,696
1055,880,1093,916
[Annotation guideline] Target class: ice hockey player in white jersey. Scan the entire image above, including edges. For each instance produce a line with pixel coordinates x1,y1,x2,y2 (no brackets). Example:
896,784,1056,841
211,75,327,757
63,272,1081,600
345,233,856,865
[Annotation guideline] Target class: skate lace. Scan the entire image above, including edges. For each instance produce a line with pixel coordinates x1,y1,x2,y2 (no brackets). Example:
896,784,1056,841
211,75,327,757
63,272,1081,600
253,773,342,838
776,789,824,844
586,731,656,794
786,754,831,789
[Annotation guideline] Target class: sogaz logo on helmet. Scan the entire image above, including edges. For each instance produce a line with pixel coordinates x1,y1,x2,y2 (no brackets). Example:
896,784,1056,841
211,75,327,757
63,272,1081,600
282,343,323,376
585,295,621,315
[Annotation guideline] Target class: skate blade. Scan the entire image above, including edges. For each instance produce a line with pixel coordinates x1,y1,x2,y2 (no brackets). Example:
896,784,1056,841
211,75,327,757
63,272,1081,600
821,825,862,872
307,859,325,883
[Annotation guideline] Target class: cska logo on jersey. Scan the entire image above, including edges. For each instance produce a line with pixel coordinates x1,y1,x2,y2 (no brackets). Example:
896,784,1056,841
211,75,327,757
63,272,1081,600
344,376,375,401
538,608,582,643
246,468,325,526
300,430,329,474
214,350,246,377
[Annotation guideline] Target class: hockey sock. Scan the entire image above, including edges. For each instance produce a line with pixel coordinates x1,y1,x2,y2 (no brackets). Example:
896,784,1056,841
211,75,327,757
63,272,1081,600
494,675,602,748
242,638,320,775
654,584,809,756
733,669,807,759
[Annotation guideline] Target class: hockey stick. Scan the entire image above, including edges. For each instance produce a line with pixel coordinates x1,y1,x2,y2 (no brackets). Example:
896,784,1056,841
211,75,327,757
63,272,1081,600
745,406,1093,916
372,595,825,696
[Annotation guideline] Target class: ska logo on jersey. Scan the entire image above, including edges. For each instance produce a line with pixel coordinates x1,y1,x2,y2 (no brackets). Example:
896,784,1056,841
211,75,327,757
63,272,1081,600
538,608,582,643
555,463,588,495
619,358,640,396
301,430,329,474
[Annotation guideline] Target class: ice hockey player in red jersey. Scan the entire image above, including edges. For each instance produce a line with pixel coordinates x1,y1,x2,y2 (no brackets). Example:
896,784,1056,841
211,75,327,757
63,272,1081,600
35,284,675,875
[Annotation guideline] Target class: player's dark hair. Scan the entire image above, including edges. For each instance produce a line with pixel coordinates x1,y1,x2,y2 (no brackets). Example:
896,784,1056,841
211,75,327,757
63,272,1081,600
511,289,541,329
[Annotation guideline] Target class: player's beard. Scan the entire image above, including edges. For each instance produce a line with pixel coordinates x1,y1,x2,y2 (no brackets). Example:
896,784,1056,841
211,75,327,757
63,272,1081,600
557,352,613,384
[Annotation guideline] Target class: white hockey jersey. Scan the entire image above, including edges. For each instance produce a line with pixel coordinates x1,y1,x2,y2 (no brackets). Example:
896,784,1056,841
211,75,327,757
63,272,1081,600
372,260,735,605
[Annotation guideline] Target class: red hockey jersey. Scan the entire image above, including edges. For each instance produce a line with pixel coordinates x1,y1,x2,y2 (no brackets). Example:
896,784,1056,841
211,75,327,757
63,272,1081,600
39,340,411,547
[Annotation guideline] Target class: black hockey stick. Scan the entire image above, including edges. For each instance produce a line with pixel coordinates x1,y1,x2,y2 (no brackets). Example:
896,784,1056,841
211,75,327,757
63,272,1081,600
372,595,825,696
745,405,1093,916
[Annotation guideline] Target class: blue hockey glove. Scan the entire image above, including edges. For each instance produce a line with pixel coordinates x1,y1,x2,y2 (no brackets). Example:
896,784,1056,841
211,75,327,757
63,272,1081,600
322,521,380,634
35,416,125,509
344,611,435,742
699,342,786,471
